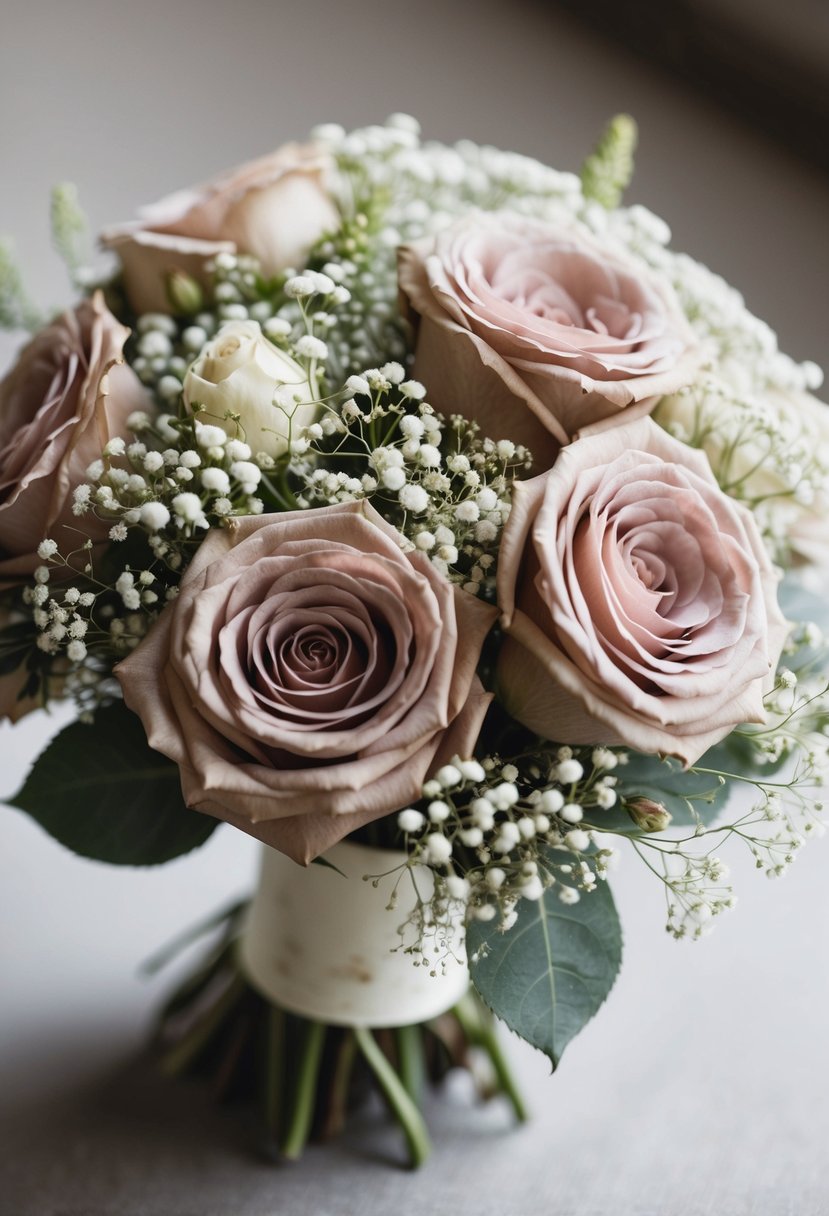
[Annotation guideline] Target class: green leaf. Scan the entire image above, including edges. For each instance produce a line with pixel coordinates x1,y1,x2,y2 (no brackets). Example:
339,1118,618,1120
10,699,217,865
468,853,622,1067
615,749,732,828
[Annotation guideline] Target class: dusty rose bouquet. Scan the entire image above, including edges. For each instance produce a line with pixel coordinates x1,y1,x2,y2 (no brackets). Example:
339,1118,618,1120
2,114,827,1167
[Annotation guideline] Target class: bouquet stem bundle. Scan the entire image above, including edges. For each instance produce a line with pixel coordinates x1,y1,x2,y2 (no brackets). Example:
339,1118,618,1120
152,903,526,1168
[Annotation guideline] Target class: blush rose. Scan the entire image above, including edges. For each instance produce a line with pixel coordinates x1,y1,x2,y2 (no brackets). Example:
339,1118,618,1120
102,143,340,314
399,212,700,464
496,416,787,765
0,291,149,585
116,502,496,863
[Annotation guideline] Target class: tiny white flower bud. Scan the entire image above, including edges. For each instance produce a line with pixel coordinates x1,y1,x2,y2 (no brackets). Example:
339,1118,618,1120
424,833,453,866
428,800,451,823
435,764,463,789
565,829,591,852
195,424,228,449
399,415,425,440
230,460,262,490
399,484,429,513
172,492,206,523
139,502,171,531
457,759,486,783
521,876,545,901
382,466,406,491
400,379,426,399
557,759,584,784
446,875,470,900
296,334,328,361
540,789,565,813
201,467,231,494
398,808,425,833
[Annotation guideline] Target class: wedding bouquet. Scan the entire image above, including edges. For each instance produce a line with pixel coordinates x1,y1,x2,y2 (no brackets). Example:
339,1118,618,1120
2,113,827,1167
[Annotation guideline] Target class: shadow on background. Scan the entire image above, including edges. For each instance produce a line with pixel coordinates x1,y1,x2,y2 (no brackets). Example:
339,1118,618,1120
547,0,829,172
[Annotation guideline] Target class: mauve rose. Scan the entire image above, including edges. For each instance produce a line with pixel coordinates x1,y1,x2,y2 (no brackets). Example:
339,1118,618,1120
0,292,149,585
399,212,700,464
116,502,495,863
496,416,787,765
102,143,340,315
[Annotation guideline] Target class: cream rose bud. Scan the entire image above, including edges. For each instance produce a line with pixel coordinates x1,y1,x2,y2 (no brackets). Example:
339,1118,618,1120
116,501,496,864
399,212,700,465
182,320,316,458
101,142,340,315
496,416,788,766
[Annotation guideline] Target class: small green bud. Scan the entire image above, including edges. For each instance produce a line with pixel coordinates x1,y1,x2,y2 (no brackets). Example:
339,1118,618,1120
580,113,638,210
165,269,204,315
627,797,672,833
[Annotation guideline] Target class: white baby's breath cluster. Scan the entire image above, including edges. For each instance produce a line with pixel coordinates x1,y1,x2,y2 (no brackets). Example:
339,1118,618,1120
392,635,829,954
26,414,276,707
394,747,622,955
654,379,829,560
617,655,829,939
292,369,530,594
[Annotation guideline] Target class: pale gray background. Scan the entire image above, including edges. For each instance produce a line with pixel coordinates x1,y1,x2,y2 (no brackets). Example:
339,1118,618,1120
1,2,828,1213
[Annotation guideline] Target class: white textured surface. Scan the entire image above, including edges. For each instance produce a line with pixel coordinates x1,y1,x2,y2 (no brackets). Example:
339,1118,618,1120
239,841,469,1026
1,2,829,1212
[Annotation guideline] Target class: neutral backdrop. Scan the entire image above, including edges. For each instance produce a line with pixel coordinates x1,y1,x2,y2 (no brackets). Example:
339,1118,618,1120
1,3,828,1214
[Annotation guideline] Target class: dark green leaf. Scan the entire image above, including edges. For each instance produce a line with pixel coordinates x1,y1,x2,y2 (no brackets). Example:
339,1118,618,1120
10,699,217,864
468,852,622,1067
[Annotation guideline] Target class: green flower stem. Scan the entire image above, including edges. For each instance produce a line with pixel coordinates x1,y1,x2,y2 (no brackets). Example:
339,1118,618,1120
354,1026,431,1169
263,1006,286,1149
320,1029,358,1141
154,941,233,1026
453,993,529,1123
141,900,245,976
159,972,247,1078
395,1023,426,1106
280,1019,326,1161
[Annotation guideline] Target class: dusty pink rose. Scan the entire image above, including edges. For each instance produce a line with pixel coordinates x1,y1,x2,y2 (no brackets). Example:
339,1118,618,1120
0,292,149,585
496,417,787,765
102,143,340,314
399,212,700,464
116,502,495,863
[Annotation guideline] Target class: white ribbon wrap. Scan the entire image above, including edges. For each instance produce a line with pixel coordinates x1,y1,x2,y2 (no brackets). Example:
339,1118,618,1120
237,840,469,1027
